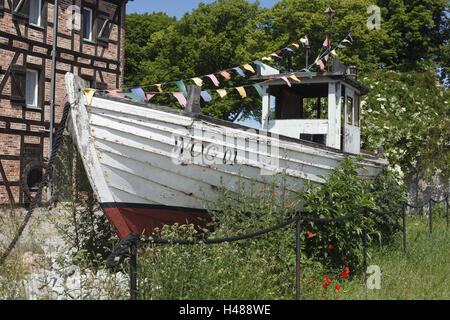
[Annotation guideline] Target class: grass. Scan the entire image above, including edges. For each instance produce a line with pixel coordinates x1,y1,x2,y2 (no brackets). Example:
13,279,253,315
308,215,449,300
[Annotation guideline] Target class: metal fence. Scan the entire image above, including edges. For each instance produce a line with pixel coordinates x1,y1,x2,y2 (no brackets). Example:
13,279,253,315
107,195,449,300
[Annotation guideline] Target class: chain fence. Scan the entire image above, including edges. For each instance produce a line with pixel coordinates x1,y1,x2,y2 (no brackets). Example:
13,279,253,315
106,194,449,300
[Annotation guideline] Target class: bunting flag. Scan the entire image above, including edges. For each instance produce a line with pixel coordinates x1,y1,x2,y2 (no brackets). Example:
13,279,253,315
120,92,142,101
216,89,227,98
235,86,247,99
155,84,163,93
289,73,301,82
220,70,231,79
175,80,188,97
300,35,309,46
331,49,338,57
131,86,146,102
146,92,158,101
252,84,265,97
261,56,273,62
206,74,220,86
280,76,292,87
291,43,300,49
242,63,255,73
347,33,353,43
84,88,97,105
337,44,346,49
191,77,203,87
270,53,282,59
342,39,352,45
106,89,125,98
324,54,329,62
301,68,313,79
172,92,187,107
233,67,246,77
323,36,329,48
283,47,294,53
200,90,212,102
317,59,325,71
253,60,266,70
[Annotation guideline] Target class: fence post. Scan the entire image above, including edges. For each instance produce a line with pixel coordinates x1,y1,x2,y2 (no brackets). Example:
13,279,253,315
362,208,368,284
402,202,407,254
446,196,449,230
130,242,137,300
429,199,432,234
296,218,302,300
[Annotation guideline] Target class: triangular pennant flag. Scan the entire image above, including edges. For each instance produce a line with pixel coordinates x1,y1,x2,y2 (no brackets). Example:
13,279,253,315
200,91,212,102
289,73,301,82
146,92,158,101
242,63,255,73
252,84,264,98
120,92,142,101
280,76,292,87
253,60,266,70
347,33,353,43
261,56,273,62
233,67,246,77
323,36,329,48
220,70,231,80
84,88,97,105
270,53,282,59
172,92,187,107
291,43,300,49
155,84,163,93
324,54,329,62
235,86,247,99
283,47,294,53
206,74,220,87
337,44,346,49
175,80,188,97
131,86,146,102
106,89,125,98
301,68,313,79
342,39,352,45
216,89,227,98
191,77,203,87
300,36,309,46
331,49,338,57
317,59,325,71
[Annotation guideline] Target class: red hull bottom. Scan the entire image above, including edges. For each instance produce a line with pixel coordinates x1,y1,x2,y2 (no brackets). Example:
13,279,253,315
101,203,212,239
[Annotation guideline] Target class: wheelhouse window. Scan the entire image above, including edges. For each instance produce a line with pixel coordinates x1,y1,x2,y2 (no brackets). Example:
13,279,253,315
83,7,93,41
29,0,42,26
26,69,39,109
347,96,353,125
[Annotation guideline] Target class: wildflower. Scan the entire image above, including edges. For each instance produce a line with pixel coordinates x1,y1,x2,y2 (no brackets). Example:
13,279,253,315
328,244,334,249
326,277,331,283
273,191,277,196
259,188,263,193
323,283,328,289
307,232,313,237
345,267,349,273
341,271,349,278
335,285,341,291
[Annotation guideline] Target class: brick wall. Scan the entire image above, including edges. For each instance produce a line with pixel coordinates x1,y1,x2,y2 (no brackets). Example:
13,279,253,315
0,0,128,206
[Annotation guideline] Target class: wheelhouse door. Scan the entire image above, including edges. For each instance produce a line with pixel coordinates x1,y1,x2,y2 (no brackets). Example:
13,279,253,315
342,88,360,154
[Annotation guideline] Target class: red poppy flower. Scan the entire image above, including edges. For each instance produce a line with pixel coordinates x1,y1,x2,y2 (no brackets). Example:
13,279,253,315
345,267,349,273
326,277,331,283
328,244,333,249
273,191,277,196
335,285,341,291
307,232,313,237
323,283,328,289
341,271,349,278
259,188,263,193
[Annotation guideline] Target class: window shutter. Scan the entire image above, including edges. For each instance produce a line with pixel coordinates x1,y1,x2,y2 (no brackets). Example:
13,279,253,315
96,13,111,45
12,0,30,19
10,65,26,104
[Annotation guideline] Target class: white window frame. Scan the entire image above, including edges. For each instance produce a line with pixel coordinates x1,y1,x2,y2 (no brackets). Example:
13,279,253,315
83,7,93,41
29,0,42,27
26,69,39,109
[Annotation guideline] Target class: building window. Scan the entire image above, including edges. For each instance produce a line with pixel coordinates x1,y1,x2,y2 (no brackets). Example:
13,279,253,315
29,0,41,26
83,8,93,41
347,96,353,125
26,69,39,109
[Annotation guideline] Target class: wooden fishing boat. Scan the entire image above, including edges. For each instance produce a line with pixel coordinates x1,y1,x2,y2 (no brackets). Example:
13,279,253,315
65,64,387,239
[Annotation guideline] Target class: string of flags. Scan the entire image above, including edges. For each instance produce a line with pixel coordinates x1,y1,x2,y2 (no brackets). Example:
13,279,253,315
84,33,352,107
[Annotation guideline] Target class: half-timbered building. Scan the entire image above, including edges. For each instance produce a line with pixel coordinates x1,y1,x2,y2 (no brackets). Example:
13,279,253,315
0,0,129,206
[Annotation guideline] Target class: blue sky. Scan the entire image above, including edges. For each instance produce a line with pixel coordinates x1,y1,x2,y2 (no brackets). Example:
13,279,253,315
126,0,280,19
